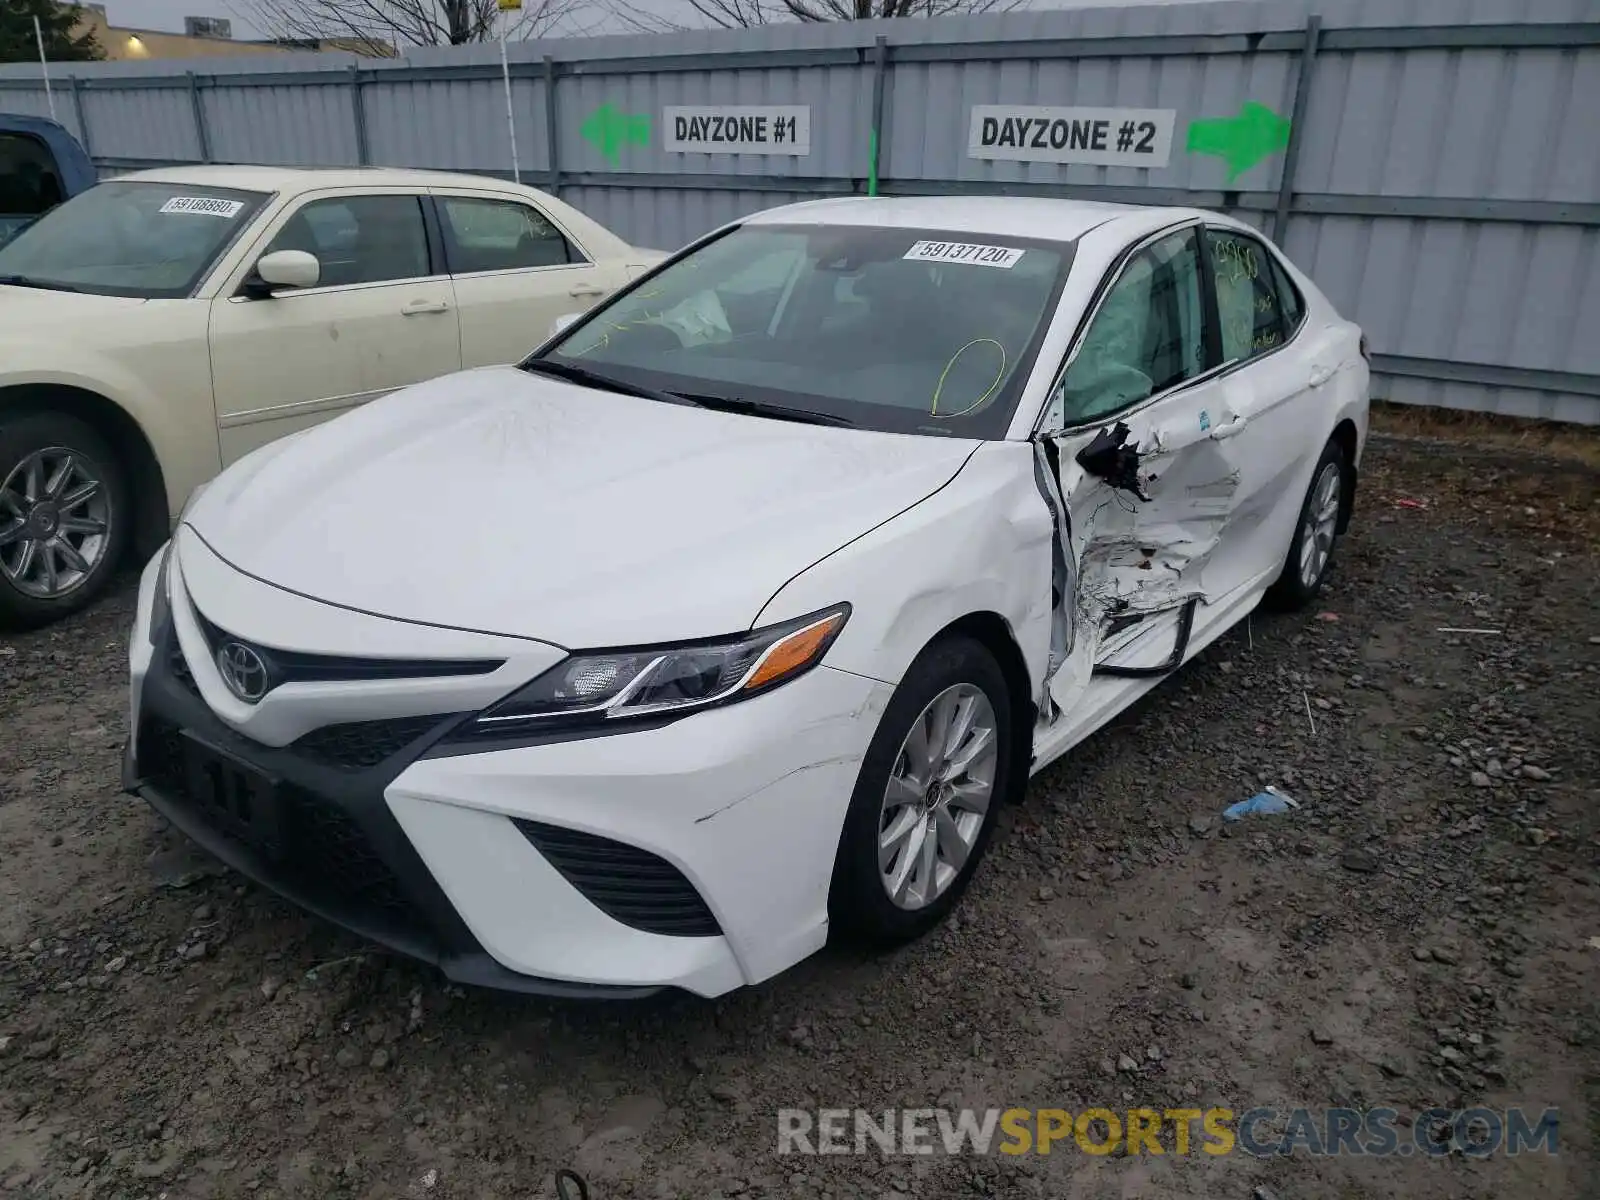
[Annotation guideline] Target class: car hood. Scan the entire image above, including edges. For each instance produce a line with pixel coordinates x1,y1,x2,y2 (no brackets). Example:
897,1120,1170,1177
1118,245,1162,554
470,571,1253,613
185,366,978,646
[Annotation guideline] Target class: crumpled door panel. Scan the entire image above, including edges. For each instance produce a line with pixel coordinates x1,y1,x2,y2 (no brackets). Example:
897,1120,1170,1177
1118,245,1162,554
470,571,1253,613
1037,389,1253,723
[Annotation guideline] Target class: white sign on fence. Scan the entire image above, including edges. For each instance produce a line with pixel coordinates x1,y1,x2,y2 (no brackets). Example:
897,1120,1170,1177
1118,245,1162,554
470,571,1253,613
968,106,1177,168
663,106,811,156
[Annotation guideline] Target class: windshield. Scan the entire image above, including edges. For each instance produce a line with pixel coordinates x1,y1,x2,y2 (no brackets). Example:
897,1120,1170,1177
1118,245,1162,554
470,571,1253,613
0,180,268,298
538,223,1073,437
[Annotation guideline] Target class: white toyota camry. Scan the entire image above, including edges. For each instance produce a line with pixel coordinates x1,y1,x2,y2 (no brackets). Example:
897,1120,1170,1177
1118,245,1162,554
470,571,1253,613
124,196,1370,998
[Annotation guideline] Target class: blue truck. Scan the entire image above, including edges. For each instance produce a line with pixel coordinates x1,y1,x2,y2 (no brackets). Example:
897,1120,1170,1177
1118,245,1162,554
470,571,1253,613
0,112,95,249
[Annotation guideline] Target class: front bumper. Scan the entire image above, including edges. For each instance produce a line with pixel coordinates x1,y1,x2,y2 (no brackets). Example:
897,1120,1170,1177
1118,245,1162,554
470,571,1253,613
124,543,890,998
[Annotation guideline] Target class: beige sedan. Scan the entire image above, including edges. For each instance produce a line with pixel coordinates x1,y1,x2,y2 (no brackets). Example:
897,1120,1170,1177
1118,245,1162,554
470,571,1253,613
0,164,665,626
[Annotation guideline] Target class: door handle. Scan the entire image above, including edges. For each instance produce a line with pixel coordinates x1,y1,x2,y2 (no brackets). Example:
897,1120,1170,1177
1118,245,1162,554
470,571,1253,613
1209,415,1248,440
402,298,450,315
568,284,606,298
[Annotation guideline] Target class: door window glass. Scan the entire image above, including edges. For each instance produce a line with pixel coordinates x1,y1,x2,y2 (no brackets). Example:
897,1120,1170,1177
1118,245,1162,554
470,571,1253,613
1205,229,1288,363
1058,227,1205,423
265,195,430,288
438,196,581,273
1270,252,1304,333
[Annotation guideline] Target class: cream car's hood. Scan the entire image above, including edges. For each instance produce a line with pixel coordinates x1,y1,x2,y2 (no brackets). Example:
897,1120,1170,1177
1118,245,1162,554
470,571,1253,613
185,365,980,646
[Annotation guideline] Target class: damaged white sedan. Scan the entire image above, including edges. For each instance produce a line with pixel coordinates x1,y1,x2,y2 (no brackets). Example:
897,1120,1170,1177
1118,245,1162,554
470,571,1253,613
124,196,1369,998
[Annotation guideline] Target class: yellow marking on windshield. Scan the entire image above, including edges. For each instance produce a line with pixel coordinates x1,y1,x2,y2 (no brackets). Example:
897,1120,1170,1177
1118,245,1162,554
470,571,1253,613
931,338,1007,419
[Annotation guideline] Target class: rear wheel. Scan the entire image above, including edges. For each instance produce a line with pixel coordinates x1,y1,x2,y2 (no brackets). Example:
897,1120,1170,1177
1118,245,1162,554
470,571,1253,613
829,636,1013,946
0,412,129,629
1265,437,1346,611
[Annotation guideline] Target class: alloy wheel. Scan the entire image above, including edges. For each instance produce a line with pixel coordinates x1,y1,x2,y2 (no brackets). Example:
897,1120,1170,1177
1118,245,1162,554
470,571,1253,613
0,447,112,599
877,683,998,911
1298,461,1341,590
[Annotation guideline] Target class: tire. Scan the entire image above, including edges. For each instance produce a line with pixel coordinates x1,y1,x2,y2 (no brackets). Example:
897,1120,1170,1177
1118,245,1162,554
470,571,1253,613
828,635,1014,947
0,411,130,630
1264,436,1347,611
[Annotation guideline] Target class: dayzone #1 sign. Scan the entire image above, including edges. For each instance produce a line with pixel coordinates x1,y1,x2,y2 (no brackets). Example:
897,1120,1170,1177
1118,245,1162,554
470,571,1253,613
663,106,811,156
969,106,1177,169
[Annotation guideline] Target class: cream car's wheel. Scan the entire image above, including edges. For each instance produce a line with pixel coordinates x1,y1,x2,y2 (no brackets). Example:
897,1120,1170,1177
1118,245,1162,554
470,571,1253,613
0,412,128,629
829,636,1014,945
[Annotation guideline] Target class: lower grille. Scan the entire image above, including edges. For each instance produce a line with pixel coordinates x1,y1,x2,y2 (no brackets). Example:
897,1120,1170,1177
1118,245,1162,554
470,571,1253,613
137,716,420,929
169,641,201,696
292,715,453,771
514,819,721,938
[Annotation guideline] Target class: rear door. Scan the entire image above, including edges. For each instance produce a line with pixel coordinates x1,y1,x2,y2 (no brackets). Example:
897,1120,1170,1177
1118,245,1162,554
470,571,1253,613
431,189,622,367
207,189,461,464
1197,223,1331,583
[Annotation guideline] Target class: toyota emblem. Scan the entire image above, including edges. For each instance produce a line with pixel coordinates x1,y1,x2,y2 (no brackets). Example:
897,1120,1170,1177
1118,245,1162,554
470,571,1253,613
217,640,271,703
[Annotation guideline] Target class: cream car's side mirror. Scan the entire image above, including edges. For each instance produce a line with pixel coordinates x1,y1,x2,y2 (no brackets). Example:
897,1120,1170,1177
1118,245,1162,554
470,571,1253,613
255,249,321,291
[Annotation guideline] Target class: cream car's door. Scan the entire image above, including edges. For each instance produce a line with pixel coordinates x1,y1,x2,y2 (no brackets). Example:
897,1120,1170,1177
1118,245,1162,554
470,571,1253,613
207,189,461,464
430,189,620,367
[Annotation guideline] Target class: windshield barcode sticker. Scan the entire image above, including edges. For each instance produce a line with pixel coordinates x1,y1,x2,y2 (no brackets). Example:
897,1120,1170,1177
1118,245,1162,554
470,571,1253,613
159,196,244,218
903,241,1024,269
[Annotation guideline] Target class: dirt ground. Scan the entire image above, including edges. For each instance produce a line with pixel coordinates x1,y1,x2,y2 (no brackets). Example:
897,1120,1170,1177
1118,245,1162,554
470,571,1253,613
1,433,1596,1200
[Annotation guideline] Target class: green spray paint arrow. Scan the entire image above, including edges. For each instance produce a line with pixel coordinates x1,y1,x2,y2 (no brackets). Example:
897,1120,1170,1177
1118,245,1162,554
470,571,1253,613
1185,101,1291,182
580,103,651,166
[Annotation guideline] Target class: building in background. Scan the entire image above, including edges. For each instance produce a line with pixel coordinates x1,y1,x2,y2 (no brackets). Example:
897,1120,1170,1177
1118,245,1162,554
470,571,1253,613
70,4,396,59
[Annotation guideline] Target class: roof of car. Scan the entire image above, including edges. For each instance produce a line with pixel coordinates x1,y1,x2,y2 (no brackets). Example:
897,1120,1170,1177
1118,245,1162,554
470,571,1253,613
118,164,539,195
742,194,1170,242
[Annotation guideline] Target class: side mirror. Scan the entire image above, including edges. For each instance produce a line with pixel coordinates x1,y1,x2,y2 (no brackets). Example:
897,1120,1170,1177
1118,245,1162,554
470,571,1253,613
255,249,320,292
550,311,581,337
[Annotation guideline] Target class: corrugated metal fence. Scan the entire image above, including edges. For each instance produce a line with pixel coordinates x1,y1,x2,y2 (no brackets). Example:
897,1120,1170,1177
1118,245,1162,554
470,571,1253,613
2,0,1597,423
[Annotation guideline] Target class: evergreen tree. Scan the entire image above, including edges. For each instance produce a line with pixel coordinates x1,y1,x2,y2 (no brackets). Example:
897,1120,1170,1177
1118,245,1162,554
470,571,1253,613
0,1,103,65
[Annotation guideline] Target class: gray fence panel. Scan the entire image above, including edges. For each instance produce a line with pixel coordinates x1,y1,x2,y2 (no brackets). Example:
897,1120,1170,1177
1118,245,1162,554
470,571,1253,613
82,85,199,160
1297,45,1600,204
562,185,824,251
2,0,1597,422
0,88,64,125
364,77,550,174
201,81,359,165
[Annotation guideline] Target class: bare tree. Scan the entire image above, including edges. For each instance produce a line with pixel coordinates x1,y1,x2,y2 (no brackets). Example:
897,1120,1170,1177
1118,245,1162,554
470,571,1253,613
245,0,588,54
610,0,1021,33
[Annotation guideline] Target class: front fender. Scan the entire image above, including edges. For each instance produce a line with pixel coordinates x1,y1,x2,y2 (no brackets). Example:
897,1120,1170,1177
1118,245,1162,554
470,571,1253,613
753,440,1054,698
0,344,219,520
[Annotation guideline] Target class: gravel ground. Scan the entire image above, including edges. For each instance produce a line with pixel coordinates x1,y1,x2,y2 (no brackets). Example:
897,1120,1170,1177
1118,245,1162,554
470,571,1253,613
1,433,1596,1200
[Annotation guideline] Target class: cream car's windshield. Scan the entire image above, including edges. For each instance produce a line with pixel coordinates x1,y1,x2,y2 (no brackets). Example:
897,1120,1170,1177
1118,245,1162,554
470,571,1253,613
537,223,1074,438
0,180,268,299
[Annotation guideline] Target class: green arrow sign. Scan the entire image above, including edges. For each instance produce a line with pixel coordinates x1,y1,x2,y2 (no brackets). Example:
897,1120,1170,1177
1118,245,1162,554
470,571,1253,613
1185,101,1291,181
581,103,652,166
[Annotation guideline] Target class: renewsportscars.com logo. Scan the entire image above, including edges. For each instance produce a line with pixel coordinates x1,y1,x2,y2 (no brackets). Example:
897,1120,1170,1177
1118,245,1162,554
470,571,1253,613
776,1107,1560,1158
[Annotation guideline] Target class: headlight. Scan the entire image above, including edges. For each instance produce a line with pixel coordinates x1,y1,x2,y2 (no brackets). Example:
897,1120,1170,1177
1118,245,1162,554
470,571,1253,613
146,541,173,646
462,604,850,736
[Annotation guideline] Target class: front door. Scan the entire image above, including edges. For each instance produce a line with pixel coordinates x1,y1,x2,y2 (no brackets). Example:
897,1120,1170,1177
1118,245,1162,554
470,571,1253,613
207,191,461,464
1037,223,1260,738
